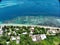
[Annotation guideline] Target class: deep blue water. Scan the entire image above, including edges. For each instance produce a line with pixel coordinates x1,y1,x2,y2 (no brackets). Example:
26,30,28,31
0,0,60,21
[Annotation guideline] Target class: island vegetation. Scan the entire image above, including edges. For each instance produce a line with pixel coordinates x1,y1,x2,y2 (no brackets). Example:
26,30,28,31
0,25,60,45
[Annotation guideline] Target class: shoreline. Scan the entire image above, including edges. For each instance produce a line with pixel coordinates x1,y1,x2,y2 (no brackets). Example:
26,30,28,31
0,24,60,29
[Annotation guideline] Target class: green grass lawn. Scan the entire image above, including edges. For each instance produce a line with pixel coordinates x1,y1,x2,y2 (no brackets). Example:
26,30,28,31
39,36,60,45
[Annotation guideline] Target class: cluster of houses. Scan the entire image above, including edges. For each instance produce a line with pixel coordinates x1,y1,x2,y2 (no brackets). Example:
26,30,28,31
29,27,47,41
29,26,60,41
0,25,60,45
47,28,60,35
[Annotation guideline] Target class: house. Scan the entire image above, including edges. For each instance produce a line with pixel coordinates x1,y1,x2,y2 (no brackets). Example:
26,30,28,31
31,34,46,41
40,34,46,40
16,36,20,40
30,30,33,35
0,29,3,35
8,32,11,36
0,26,2,29
16,36,20,44
47,30,56,35
31,35,37,41
11,36,16,40
16,40,20,44
30,27,34,30
6,41,10,45
22,32,27,34
30,26,34,34
15,28,19,31
36,35,41,41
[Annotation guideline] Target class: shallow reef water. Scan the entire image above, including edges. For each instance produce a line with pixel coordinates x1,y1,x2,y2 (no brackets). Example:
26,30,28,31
3,16,60,27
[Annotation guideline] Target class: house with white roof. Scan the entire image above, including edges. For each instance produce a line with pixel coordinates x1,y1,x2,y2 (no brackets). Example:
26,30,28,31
0,29,3,35
16,36,20,44
16,40,20,44
11,36,16,41
16,36,20,40
31,35,37,41
22,32,27,34
30,27,34,35
15,28,19,31
29,30,33,36
8,32,11,36
47,30,56,35
31,34,46,41
6,41,10,45
30,27,34,30
40,34,46,40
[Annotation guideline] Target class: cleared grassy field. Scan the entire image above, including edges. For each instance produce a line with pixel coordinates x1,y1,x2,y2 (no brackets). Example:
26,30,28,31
39,35,60,45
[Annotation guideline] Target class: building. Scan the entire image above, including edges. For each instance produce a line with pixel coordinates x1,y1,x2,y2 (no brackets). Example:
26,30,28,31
31,35,37,41
31,34,46,41
11,36,16,40
47,30,56,35
16,36,20,44
40,34,46,40
0,28,3,35
22,32,27,34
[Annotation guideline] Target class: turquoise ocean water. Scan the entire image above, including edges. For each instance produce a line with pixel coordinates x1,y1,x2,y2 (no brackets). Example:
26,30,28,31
0,0,60,25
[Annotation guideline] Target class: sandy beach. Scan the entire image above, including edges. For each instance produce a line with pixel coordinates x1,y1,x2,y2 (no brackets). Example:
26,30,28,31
0,24,60,29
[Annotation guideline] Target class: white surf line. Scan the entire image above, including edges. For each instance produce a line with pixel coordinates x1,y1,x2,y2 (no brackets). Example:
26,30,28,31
0,1,18,8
